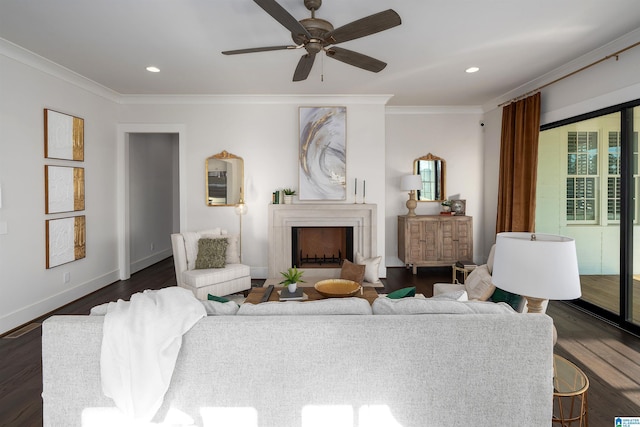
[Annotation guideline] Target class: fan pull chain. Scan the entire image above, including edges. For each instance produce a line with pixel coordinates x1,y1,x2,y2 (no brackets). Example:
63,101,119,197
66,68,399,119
321,53,324,82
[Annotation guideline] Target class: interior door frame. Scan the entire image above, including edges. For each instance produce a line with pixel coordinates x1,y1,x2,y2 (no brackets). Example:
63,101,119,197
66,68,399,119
117,124,187,280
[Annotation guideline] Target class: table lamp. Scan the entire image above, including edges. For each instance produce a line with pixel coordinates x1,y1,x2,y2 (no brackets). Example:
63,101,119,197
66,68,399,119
491,232,582,314
401,174,422,216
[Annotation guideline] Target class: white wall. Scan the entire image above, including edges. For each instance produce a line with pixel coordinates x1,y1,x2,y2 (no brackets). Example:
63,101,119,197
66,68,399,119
118,98,389,280
385,107,485,265
481,30,640,260
0,46,120,334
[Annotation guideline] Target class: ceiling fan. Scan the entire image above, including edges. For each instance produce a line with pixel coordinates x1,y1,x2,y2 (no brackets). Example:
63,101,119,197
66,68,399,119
222,0,401,81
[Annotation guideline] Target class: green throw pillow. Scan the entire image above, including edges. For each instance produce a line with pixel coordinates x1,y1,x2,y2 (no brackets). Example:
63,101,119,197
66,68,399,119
195,238,228,269
387,286,416,299
490,288,525,312
207,294,230,303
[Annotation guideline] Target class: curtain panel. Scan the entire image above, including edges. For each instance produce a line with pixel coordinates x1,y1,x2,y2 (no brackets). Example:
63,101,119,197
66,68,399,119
496,92,541,233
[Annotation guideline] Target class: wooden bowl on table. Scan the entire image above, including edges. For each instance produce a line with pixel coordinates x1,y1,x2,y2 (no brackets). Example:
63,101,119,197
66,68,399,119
314,279,362,298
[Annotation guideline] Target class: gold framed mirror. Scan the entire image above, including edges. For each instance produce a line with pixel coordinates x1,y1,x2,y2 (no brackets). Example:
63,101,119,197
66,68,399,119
206,150,244,206
414,153,446,202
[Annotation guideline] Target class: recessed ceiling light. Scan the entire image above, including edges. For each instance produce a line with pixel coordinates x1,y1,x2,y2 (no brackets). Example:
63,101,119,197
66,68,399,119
465,67,480,73
146,66,160,73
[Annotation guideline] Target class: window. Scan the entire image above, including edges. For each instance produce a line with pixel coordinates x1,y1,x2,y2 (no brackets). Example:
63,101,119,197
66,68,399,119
566,131,598,221
608,131,621,220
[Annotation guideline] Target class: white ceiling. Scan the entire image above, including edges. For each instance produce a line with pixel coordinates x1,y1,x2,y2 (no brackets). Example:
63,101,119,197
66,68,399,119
1,0,640,106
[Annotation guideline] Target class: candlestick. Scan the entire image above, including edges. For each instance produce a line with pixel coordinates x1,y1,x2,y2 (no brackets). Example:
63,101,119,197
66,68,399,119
363,180,366,204
355,178,357,195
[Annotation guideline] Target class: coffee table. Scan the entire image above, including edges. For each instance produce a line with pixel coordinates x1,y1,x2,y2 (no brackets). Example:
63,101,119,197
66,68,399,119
245,286,379,305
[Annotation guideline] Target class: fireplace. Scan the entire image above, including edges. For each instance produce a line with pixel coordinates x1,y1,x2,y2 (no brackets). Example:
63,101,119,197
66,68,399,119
292,226,354,268
268,204,377,279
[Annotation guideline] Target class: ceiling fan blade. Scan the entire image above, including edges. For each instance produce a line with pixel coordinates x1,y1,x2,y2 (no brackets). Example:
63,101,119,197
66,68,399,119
326,46,387,73
222,45,296,55
293,53,316,81
327,9,401,45
254,0,312,39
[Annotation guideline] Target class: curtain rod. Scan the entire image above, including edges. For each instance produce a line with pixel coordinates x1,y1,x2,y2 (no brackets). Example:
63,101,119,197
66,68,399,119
498,40,640,108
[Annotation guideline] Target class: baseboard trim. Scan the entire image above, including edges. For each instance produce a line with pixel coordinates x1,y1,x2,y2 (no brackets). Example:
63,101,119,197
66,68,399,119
0,269,120,335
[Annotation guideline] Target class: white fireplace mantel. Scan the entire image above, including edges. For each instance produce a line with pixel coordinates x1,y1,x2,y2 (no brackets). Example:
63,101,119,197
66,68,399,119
268,204,377,279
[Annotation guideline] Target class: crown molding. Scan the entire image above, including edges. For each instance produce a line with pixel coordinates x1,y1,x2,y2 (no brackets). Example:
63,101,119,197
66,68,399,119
0,38,121,103
118,94,394,105
386,106,483,115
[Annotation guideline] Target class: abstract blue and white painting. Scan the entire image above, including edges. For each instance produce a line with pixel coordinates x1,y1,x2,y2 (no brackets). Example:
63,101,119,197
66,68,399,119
299,106,346,200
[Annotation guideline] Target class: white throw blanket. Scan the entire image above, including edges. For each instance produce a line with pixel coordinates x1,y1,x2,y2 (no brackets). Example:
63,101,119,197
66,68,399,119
100,287,206,422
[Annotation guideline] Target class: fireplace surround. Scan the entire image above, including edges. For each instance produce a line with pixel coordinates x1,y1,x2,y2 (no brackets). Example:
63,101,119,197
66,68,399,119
268,204,377,279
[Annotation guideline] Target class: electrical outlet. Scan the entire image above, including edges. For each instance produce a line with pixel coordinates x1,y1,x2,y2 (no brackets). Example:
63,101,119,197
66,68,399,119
63,272,70,283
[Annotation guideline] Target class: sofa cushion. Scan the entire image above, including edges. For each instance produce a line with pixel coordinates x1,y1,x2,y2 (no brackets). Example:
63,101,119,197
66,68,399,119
430,290,468,301
201,300,239,315
183,263,250,288
340,259,365,284
195,238,228,269
387,286,416,299
372,297,516,315
464,264,495,301
237,297,372,315
355,252,382,283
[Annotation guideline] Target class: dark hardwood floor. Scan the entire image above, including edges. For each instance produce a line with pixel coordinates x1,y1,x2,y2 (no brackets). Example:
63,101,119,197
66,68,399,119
1,258,639,426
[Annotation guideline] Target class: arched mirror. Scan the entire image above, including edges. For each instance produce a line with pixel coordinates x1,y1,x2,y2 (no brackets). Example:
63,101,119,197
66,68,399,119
206,150,244,206
414,153,446,202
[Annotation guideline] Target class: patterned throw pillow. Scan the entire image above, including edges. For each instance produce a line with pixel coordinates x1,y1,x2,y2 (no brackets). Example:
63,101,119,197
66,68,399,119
195,238,228,269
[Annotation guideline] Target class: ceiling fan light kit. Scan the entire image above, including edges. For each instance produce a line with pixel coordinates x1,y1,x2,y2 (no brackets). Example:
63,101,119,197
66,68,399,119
222,0,401,81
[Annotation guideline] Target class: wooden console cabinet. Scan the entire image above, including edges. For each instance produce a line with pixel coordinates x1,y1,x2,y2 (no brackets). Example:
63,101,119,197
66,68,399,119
398,215,473,274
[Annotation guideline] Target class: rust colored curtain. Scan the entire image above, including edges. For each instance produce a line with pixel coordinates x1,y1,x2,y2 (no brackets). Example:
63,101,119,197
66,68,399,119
496,92,541,233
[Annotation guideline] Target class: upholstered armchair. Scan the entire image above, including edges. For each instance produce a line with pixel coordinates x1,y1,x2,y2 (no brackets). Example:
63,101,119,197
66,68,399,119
171,229,251,299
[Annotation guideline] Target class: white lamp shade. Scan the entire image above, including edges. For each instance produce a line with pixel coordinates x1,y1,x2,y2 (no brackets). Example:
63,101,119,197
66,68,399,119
491,232,582,300
400,175,422,191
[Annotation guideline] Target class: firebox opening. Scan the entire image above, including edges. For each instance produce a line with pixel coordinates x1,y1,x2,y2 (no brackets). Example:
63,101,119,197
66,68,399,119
292,226,354,268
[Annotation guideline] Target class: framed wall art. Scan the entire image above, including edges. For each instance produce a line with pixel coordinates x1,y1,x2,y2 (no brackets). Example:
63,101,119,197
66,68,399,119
44,109,84,161
451,199,466,215
45,165,85,214
298,106,346,200
46,215,86,269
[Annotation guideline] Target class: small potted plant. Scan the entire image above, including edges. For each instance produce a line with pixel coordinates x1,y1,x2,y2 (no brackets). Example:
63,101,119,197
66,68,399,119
441,199,452,212
279,266,305,292
283,188,296,204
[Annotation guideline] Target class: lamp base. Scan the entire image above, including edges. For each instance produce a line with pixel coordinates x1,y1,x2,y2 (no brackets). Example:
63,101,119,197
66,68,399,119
525,296,546,314
406,194,417,216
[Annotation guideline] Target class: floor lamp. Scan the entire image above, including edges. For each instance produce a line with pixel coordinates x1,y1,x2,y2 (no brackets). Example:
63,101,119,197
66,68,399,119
235,200,247,263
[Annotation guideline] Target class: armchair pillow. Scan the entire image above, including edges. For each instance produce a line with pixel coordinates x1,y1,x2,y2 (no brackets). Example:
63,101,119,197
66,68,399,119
195,238,228,269
464,264,495,301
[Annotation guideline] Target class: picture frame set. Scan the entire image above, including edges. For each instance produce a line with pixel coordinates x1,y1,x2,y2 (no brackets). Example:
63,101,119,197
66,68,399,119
44,109,86,269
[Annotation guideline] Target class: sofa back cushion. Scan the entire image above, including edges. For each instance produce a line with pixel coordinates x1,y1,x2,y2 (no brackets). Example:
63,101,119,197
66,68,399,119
372,297,516,315
237,297,372,315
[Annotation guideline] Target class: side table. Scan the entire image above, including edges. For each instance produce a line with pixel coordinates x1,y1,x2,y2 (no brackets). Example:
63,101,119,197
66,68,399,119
553,354,589,426
451,262,476,284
